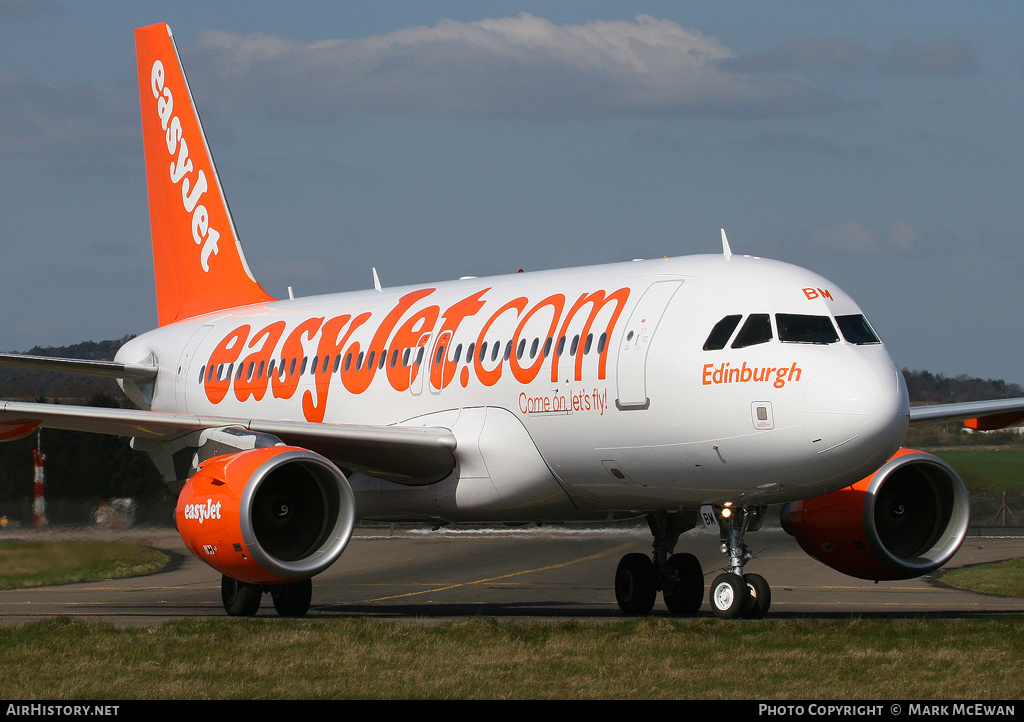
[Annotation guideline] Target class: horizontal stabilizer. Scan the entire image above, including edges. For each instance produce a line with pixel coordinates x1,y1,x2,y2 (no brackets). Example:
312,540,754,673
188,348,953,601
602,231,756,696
0,353,158,382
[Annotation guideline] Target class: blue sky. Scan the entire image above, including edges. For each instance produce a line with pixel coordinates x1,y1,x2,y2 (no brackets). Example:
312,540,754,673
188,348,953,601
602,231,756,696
2,1,1023,384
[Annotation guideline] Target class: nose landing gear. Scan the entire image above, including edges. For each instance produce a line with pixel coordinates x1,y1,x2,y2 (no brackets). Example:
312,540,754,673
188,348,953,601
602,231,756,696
709,504,771,619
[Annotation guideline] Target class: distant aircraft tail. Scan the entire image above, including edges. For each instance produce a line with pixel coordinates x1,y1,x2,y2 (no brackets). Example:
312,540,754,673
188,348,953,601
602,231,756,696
135,23,274,326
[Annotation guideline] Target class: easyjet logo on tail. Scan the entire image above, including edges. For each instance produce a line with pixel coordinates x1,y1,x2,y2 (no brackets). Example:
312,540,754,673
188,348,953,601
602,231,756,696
149,60,220,272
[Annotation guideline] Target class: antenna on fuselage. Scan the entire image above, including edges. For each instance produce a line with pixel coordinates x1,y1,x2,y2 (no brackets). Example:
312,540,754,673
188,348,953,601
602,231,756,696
721,229,733,261
372,267,383,292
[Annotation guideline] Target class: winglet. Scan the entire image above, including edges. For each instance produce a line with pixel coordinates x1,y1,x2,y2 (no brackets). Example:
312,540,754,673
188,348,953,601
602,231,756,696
721,229,733,260
135,23,275,326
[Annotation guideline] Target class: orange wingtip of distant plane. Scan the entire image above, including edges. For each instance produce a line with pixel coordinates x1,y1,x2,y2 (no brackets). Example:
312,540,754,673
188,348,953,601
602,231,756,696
963,411,1024,431
0,419,40,442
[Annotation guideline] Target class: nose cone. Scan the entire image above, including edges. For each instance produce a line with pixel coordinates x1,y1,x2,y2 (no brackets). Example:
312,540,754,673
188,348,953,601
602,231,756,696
802,356,909,484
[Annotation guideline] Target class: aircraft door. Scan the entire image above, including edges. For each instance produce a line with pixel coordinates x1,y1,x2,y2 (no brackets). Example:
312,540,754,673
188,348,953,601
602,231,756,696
409,332,431,396
615,280,683,409
175,324,213,413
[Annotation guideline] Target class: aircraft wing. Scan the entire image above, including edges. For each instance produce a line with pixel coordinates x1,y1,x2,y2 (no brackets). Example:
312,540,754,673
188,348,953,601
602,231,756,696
0,400,456,485
909,398,1024,431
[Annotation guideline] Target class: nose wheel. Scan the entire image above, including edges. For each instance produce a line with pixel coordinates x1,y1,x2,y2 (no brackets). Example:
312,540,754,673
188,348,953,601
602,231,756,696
709,573,746,618
709,505,772,619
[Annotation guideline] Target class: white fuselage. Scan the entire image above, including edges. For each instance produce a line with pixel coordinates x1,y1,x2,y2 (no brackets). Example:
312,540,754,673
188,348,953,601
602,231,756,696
116,254,909,522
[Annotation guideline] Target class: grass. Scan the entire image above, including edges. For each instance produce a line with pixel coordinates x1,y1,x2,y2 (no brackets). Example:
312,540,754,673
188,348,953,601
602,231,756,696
929,448,1024,493
0,616,1021,699
941,558,1024,597
0,540,167,589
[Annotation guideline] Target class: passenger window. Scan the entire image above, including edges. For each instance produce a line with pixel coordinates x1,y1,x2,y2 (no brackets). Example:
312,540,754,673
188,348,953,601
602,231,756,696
731,314,772,349
776,314,839,344
836,314,881,345
704,315,742,351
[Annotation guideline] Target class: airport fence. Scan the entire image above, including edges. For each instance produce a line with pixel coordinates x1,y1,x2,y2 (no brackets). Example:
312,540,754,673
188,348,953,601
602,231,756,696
967,491,1023,528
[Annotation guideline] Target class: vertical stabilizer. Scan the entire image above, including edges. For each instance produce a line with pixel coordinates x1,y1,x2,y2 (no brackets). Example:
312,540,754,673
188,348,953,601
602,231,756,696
135,23,275,326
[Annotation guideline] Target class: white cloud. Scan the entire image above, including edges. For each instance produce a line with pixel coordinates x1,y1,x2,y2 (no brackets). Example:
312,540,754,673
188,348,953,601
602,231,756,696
185,14,840,119
0,65,135,156
810,221,882,255
722,36,978,76
768,220,956,257
880,38,979,76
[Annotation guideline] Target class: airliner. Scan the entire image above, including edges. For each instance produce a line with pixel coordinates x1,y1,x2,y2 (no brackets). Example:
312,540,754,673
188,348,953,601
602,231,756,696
2,22,1021,619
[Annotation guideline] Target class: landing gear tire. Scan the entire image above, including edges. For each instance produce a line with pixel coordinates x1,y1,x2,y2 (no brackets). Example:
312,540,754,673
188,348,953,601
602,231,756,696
741,573,771,619
222,575,261,617
663,553,704,616
615,553,657,616
709,573,747,619
271,578,313,617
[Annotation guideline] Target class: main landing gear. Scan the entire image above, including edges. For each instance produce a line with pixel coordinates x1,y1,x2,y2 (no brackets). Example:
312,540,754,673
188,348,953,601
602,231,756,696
614,511,704,617
221,575,313,617
613,506,772,619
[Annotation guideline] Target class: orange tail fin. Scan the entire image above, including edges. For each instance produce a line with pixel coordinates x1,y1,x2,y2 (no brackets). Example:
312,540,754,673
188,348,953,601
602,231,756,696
135,23,275,326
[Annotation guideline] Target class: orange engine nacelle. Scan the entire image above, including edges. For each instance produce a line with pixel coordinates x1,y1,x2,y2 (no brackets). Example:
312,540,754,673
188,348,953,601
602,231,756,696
781,449,970,581
175,446,356,585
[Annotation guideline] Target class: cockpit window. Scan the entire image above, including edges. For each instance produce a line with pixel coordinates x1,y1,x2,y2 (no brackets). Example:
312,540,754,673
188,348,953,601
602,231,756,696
703,315,742,350
836,314,881,345
731,314,772,348
776,314,839,344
